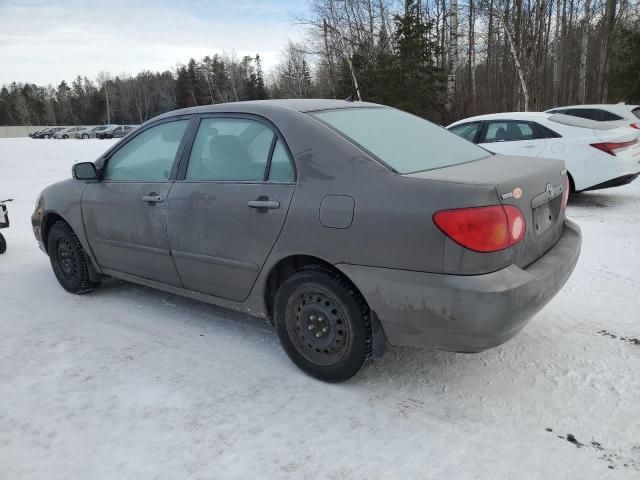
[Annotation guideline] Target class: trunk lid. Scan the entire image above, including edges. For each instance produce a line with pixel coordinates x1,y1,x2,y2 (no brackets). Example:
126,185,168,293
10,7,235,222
593,127,640,159
407,154,567,268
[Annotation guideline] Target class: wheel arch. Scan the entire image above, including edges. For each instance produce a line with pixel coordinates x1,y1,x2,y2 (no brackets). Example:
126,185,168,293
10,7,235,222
262,254,388,357
40,211,102,282
41,211,67,252
263,254,335,320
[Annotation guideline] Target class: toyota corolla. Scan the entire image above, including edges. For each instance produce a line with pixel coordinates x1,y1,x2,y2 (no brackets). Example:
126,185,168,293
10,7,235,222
32,100,581,382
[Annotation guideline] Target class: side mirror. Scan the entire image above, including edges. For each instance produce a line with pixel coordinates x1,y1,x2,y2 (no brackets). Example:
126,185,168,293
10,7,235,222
73,162,98,180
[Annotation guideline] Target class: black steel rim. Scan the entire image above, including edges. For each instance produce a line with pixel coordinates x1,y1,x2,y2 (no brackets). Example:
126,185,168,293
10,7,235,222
286,287,350,366
56,237,77,280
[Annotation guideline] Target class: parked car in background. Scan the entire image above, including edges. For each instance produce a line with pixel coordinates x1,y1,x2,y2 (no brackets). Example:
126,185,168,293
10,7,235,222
53,126,91,139
546,104,640,131
448,112,640,192
77,125,113,139
29,128,49,138
32,100,581,382
33,127,66,139
96,125,135,139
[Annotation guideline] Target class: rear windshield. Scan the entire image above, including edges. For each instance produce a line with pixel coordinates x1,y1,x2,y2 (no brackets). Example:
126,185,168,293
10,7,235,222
633,108,640,120
311,107,490,174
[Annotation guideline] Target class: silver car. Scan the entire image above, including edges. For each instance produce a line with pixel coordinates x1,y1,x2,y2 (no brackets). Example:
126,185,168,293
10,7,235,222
54,126,91,139
77,125,113,139
31,100,581,382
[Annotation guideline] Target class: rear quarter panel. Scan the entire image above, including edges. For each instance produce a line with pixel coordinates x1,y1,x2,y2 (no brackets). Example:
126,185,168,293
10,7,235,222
256,109,505,276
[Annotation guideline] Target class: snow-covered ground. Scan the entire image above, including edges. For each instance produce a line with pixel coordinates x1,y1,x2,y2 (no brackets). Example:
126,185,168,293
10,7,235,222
0,137,639,479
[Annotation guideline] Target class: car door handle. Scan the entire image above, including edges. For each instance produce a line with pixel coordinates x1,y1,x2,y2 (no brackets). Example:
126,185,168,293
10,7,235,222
141,194,164,203
248,200,280,209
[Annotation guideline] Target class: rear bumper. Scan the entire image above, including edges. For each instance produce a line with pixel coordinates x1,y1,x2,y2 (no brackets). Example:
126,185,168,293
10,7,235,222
337,219,582,352
582,173,639,191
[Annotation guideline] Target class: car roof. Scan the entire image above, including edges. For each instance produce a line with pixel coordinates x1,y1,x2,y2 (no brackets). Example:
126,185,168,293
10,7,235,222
448,112,552,125
156,99,384,121
546,104,639,115
548,104,639,109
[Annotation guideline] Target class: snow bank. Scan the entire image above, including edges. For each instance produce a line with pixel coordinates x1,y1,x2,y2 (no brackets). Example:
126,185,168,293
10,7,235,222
0,138,638,479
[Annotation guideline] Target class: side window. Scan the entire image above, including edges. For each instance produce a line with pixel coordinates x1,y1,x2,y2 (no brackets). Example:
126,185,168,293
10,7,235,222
532,122,562,139
597,109,624,121
449,122,481,143
103,119,189,181
268,139,295,182
483,121,535,143
563,108,622,121
186,117,274,181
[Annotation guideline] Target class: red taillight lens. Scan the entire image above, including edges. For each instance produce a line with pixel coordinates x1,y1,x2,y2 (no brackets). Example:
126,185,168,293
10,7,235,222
630,123,640,130
433,205,526,253
562,175,570,209
590,139,638,156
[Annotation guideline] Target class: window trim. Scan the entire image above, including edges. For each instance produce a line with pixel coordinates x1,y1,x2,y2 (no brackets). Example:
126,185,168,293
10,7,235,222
98,115,195,183
448,121,484,144
175,112,297,184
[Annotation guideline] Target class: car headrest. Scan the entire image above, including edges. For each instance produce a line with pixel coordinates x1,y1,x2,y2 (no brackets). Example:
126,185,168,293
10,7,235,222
495,127,507,141
506,123,522,140
209,135,247,162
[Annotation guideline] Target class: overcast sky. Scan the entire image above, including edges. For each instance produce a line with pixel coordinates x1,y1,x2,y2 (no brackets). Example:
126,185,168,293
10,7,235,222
0,0,308,86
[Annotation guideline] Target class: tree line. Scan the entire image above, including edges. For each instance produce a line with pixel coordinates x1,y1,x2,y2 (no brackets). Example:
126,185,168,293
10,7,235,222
1,0,638,127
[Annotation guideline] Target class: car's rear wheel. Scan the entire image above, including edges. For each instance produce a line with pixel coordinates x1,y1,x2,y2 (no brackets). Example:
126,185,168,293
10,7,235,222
62,134,68,139
274,266,372,382
47,221,99,294
82,134,89,139
0,233,6,254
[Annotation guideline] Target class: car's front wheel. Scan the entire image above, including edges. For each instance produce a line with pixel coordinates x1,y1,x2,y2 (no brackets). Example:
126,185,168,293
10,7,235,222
82,134,89,139
47,221,100,294
0,233,6,254
274,266,372,382
62,134,68,139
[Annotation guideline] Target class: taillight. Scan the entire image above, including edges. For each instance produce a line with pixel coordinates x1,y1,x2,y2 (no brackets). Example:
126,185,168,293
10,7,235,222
630,123,640,130
590,139,638,156
433,205,526,253
562,175,570,209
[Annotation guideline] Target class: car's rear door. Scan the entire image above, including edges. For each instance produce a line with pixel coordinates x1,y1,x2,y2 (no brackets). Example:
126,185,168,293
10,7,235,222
82,117,191,286
479,120,547,156
166,114,296,302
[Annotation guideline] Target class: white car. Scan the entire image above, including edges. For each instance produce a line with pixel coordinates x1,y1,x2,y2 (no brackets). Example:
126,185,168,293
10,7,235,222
53,126,92,139
545,104,640,131
447,112,640,192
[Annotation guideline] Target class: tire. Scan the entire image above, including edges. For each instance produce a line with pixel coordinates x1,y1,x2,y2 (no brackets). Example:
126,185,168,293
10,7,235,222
62,134,68,139
274,265,372,382
47,221,99,294
82,134,89,139
0,233,5,254
44,134,50,139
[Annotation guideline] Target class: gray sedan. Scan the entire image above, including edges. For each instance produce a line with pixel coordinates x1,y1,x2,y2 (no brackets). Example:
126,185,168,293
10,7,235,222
31,100,581,382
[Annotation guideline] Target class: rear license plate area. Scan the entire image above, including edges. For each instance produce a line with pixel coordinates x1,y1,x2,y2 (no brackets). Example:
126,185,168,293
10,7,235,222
533,202,553,235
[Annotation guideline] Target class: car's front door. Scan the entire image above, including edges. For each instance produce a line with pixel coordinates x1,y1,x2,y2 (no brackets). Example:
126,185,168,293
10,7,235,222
82,118,191,286
479,120,547,156
166,115,296,302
